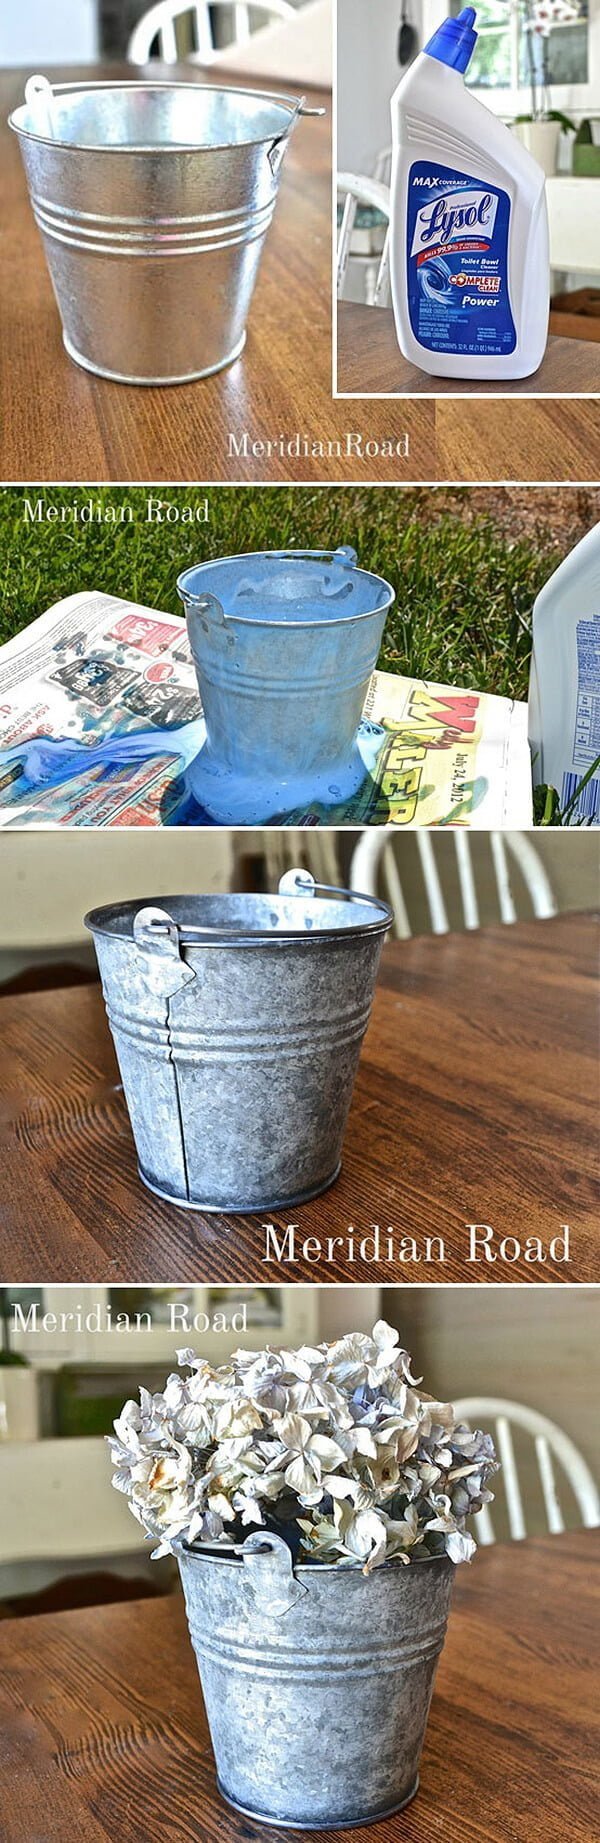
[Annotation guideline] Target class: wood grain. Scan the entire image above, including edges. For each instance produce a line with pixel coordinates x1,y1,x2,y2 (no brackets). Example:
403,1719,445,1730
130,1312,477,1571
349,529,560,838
434,396,600,483
337,301,600,394
0,64,435,484
337,301,600,482
0,912,597,1285
0,1530,597,1843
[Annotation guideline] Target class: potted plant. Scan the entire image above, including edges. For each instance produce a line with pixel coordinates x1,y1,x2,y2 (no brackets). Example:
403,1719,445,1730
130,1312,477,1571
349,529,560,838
0,1288,39,1441
512,0,577,175
109,1321,497,1828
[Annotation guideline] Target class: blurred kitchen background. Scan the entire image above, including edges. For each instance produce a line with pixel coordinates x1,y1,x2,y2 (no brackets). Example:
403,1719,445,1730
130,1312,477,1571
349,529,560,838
0,828,597,988
337,0,600,337
0,1284,597,1615
0,0,331,88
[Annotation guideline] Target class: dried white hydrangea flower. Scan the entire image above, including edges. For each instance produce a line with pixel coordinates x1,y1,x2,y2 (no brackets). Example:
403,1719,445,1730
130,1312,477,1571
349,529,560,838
108,1321,497,1572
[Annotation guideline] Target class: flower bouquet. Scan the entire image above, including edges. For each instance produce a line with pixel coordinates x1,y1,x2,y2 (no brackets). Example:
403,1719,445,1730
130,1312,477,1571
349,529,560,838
109,1322,497,1828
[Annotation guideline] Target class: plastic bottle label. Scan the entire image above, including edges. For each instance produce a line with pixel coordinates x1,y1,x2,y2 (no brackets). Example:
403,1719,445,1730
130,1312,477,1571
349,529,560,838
407,160,516,356
561,611,600,823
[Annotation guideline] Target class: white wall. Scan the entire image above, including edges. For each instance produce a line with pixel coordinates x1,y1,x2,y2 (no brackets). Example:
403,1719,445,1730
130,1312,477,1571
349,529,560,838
337,0,423,172
0,0,98,64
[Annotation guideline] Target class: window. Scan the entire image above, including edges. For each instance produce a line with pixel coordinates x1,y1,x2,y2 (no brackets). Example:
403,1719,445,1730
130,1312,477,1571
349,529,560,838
424,0,600,116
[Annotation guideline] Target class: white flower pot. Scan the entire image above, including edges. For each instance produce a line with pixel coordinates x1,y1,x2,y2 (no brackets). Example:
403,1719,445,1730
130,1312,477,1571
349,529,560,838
512,120,560,177
0,1366,39,1441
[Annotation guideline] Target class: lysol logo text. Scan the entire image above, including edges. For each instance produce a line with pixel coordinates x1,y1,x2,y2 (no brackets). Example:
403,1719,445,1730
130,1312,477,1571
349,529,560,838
411,187,497,257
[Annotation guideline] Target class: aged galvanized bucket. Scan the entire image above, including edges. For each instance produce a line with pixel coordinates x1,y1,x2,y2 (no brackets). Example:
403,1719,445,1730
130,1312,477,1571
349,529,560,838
177,547,395,822
85,870,391,1211
178,1531,455,1828
9,76,319,384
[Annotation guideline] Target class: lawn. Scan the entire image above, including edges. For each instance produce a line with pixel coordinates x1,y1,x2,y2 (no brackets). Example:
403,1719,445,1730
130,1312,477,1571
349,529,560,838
1,484,599,701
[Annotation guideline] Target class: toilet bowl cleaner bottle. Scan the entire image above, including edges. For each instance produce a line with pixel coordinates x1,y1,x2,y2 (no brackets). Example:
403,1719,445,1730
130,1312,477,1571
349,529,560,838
390,7,549,380
529,522,600,827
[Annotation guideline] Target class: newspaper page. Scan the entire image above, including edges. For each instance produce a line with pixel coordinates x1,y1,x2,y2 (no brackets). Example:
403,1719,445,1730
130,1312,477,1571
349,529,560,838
0,592,533,828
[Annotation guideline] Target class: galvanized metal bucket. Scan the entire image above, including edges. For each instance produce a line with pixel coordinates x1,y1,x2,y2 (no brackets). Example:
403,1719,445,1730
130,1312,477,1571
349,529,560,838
85,870,391,1211
178,1531,455,1828
177,547,395,822
9,76,320,385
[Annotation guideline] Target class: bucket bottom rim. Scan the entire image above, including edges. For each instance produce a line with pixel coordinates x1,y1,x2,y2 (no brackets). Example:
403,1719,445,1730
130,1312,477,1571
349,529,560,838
216,1775,420,1830
62,329,246,387
138,1159,342,1213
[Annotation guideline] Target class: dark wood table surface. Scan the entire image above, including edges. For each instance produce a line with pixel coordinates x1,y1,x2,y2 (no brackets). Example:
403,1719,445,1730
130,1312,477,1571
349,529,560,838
1,911,597,1285
337,300,600,396
0,1529,597,1843
0,64,438,485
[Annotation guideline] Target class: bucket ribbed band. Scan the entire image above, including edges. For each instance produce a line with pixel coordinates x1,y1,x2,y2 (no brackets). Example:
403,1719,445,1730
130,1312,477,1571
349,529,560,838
30,192,275,257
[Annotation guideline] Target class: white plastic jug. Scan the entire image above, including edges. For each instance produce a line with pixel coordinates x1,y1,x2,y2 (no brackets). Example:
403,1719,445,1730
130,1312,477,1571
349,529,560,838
390,7,549,380
529,522,600,827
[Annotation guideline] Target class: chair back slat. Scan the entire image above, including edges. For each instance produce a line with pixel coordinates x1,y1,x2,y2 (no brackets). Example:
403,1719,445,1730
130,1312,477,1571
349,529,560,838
194,2,216,57
417,832,449,935
496,1415,526,1541
382,843,412,939
161,11,179,56
349,833,556,938
336,174,391,307
454,833,479,930
336,191,358,297
372,228,391,310
536,1436,565,1535
454,1397,600,1546
472,1501,495,1545
490,832,517,924
234,2,252,44
129,0,293,66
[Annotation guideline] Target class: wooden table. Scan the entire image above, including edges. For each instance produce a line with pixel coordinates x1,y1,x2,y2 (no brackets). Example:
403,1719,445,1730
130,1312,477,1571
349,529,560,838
3,71,598,485
0,1529,597,1842
0,64,435,484
1,911,597,1285
337,301,600,396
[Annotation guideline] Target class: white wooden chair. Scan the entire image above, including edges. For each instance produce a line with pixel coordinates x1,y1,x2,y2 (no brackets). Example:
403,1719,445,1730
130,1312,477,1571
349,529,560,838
128,0,293,66
349,831,556,939
372,144,392,186
454,1398,600,1545
336,173,391,308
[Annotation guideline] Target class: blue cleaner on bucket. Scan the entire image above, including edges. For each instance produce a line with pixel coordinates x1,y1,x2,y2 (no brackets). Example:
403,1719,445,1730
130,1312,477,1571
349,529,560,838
390,6,549,380
529,521,600,827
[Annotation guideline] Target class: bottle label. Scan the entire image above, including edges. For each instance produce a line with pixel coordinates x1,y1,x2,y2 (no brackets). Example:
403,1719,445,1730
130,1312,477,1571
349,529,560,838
561,611,600,823
406,159,516,356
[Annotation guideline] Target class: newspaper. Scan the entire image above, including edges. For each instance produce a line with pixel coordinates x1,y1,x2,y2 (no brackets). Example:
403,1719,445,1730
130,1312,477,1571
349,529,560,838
0,592,533,828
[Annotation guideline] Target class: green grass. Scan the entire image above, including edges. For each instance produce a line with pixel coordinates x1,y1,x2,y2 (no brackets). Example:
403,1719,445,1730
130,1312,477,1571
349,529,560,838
0,485,576,700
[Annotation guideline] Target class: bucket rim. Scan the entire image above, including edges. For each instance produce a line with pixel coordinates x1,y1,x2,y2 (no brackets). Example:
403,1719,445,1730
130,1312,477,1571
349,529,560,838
84,889,393,945
177,550,396,628
8,79,309,155
178,1540,455,1580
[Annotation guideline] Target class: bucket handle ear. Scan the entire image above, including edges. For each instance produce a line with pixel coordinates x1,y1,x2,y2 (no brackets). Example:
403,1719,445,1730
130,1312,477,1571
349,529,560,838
267,95,326,177
24,74,55,138
133,906,183,957
242,1531,308,1617
180,590,232,653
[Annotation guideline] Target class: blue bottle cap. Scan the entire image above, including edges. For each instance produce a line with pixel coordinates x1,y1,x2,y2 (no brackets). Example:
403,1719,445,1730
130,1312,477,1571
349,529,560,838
424,6,478,74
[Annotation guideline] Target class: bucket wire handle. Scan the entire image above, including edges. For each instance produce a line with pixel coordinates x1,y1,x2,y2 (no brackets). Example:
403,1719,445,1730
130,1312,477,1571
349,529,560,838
264,547,358,570
278,868,392,924
131,880,392,950
267,95,325,177
25,74,55,138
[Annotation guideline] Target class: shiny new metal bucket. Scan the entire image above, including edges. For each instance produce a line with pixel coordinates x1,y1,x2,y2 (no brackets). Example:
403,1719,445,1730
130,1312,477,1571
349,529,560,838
9,76,318,384
177,547,395,822
84,870,391,1211
178,1531,455,1828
